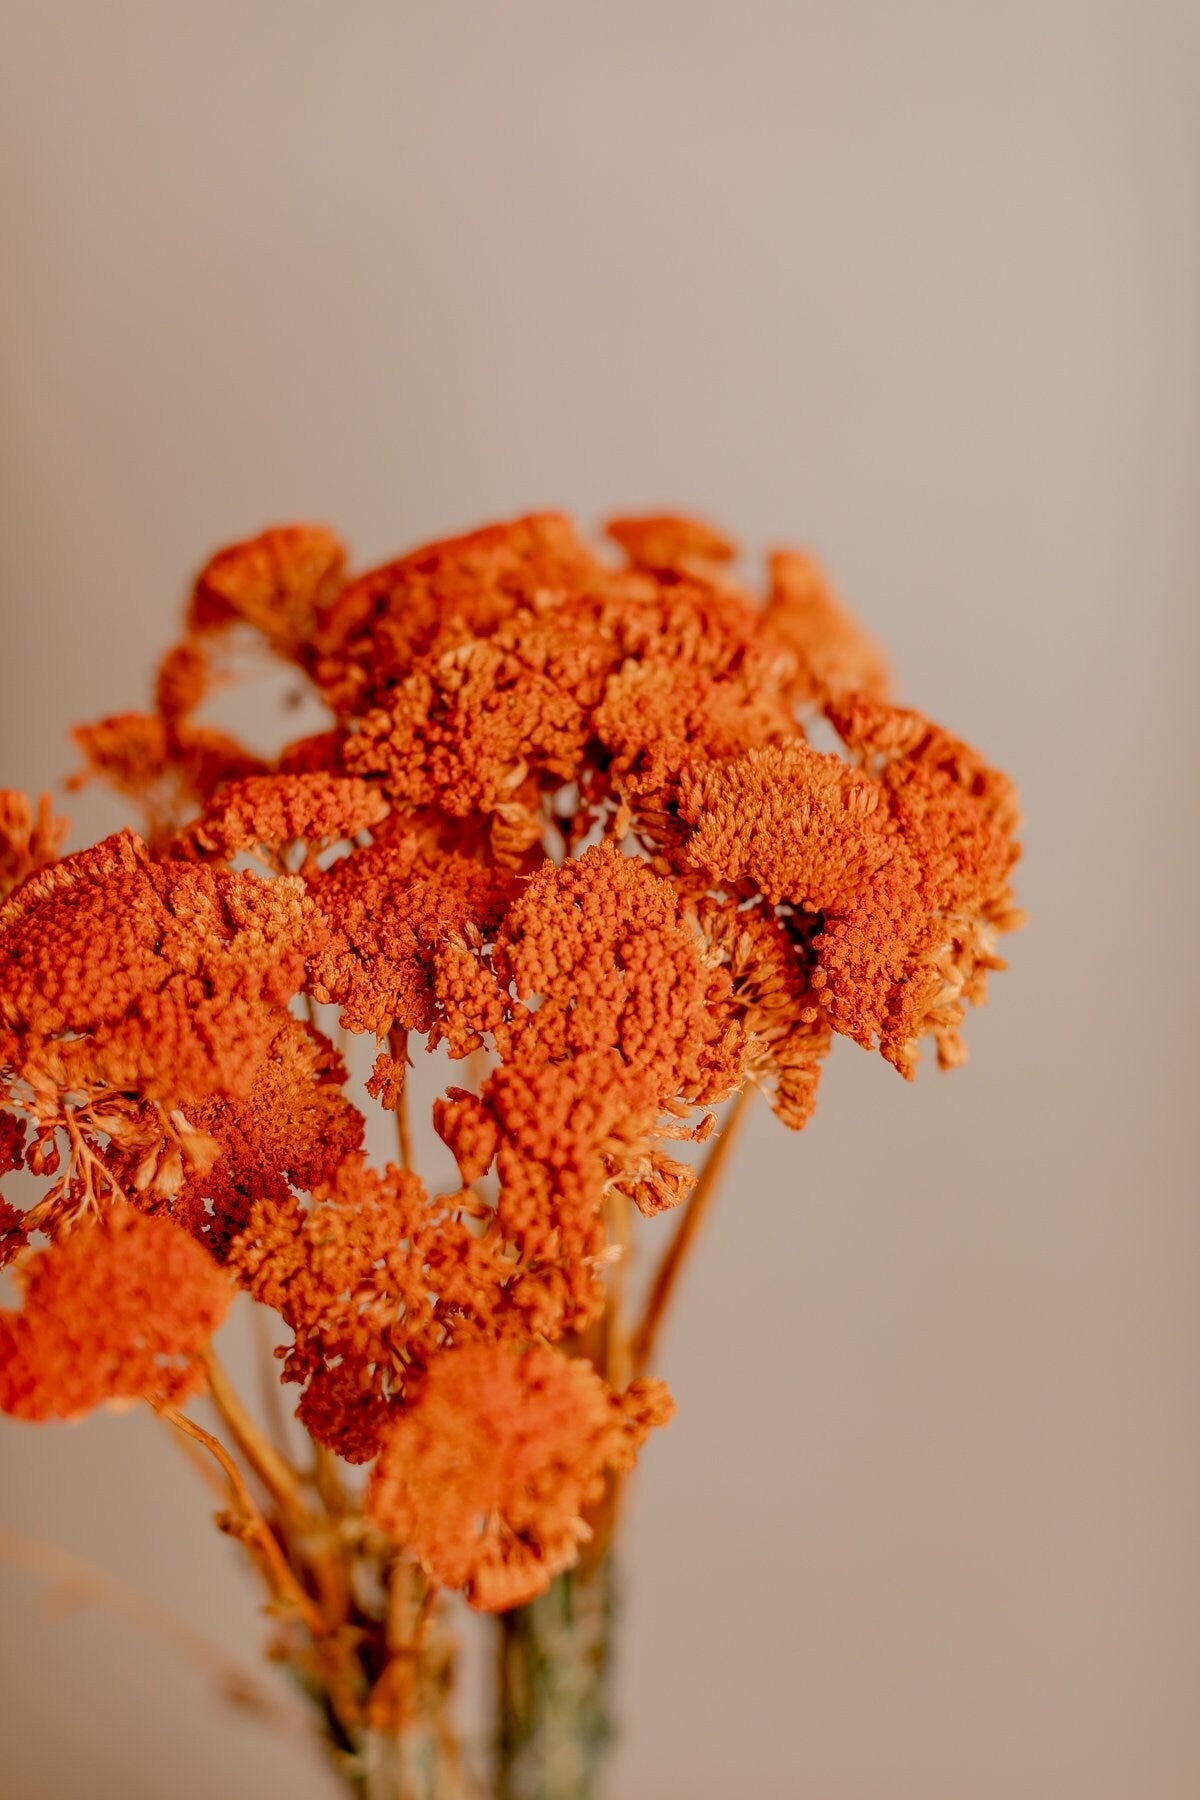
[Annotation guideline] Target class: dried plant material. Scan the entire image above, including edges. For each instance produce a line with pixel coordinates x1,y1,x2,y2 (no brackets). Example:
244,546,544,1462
763,549,890,704
0,1205,231,1418
367,1341,674,1611
177,772,387,866
0,508,1021,1792
0,790,68,901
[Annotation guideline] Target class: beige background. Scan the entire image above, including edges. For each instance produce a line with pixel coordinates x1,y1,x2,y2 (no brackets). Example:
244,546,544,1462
2,3,1198,1796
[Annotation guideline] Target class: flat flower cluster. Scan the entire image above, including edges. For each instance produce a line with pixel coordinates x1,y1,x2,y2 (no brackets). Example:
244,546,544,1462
0,512,1021,1614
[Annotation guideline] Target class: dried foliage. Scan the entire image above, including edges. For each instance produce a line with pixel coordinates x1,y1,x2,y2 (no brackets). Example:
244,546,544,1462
0,511,1021,1787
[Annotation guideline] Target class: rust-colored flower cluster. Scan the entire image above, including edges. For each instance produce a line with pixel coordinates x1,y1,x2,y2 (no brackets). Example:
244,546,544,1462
368,1343,673,1612
0,511,1021,1622
0,1203,230,1419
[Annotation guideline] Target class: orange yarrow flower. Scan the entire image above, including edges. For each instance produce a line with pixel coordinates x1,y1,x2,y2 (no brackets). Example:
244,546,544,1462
228,1152,523,1462
0,790,68,902
2,508,1021,1614
367,1342,674,1611
0,1205,231,1419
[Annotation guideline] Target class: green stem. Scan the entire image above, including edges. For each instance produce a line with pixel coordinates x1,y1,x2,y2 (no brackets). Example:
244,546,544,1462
342,1731,455,1800
332,1719,466,1800
496,1557,616,1800
311,1580,467,1800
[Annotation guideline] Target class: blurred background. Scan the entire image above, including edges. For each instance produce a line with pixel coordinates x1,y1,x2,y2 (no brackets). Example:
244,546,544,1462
1,3,1198,1796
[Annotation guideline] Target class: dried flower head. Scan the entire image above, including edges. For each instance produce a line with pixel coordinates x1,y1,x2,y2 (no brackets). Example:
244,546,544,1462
0,1205,231,1419
1,508,1021,1645
0,790,68,901
367,1341,674,1610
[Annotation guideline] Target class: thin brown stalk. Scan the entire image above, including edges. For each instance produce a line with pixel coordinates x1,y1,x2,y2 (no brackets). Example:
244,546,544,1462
249,1300,294,1460
387,1026,413,1170
202,1352,353,1633
159,1408,325,1641
383,1556,438,1661
0,1526,310,1736
202,1346,310,1526
631,1087,752,1377
312,1442,350,1518
158,1406,230,1501
162,1407,366,1742
582,1090,754,1572
603,1188,633,1391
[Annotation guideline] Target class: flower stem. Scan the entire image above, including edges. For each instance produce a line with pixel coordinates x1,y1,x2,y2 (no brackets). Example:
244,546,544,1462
496,1556,616,1800
631,1087,752,1376
0,1526,309,1738
201,1345,310,1526
387,1027,413,1170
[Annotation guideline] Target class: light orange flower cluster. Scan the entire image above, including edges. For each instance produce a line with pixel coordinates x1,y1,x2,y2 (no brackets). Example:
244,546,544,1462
0,789,67,901
368,1343,673,1611
0,1203,230,1419
0,511,1021,1609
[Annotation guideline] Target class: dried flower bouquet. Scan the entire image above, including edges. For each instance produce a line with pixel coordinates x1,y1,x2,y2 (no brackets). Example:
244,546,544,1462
0,512,1021,1798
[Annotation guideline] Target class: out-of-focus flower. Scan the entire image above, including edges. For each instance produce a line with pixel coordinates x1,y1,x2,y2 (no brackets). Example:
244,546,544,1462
0,1204,230,1419
367,1341,674,1611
